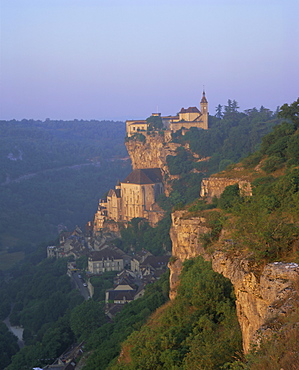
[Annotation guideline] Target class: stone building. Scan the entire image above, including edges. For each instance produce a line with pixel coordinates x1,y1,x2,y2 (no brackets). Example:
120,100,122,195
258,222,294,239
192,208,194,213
88,248,127,274
121,168,163,221
93,168,164,232
125,91,208,137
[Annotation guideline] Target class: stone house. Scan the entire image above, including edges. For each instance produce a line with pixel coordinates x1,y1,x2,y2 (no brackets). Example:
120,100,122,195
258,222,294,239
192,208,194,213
126,120,148,137
88,248,126,274
131,249,153,274
140,255,170,278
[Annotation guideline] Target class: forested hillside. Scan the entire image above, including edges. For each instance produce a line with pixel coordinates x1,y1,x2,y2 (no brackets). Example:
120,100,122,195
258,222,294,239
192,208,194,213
3,100,297,369
161,102,281,209
0,119,131,256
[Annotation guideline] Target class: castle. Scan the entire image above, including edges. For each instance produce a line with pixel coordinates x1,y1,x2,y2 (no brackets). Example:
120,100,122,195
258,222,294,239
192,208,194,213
93,92,208,233
126,91,208,137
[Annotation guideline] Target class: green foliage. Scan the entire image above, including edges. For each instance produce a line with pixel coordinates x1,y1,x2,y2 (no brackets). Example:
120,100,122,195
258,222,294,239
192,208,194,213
199,211,224,248
166,147,194,175
70,300,106,340
218,184,241,211
82,272,169,370
110,257,242,370
250,100,299,173
126,133,146,142
4,255,85,369
188,198,217,213
261,155,284,173
241,151,263,168
0,322,19,369
75,255,88,270
146,115,163,130
90,272,116,301
177,106,279,176
120,216,171,255
0,119,131,252
7,314,75,370
229,167,299,261
170,173,204,207
278,97,299,128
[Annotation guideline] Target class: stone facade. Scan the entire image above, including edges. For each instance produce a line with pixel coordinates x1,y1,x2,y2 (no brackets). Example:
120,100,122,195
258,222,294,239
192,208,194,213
200,177,252,199
126,120,148,138
88,248,126,274
93,168,165,232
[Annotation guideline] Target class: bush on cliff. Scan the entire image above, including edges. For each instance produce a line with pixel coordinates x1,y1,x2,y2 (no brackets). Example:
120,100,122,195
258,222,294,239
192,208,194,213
109,256,242,370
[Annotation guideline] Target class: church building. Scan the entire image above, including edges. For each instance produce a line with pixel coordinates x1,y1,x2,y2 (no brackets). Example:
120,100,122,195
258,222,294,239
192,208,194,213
93,168,164,232
126,91,208,137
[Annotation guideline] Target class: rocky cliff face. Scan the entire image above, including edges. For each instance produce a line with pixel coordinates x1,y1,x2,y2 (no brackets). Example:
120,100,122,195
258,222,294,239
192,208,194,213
125,132,179,171
125,132,180,195
169,210,299,353
169,210,212,300
126,130,299,354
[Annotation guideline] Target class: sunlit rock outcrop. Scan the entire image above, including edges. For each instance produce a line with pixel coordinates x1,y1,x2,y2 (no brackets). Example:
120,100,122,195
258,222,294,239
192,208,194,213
169,210,299,353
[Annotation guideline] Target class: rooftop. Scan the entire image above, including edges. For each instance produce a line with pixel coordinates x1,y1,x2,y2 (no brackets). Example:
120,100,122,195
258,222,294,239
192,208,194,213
122,168,162,185
180,107,200,114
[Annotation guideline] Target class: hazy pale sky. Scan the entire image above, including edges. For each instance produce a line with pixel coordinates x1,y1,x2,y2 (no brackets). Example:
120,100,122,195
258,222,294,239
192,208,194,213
1,0,298,121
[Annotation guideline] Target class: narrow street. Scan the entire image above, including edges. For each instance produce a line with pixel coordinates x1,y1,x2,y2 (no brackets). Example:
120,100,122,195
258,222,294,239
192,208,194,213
71,272,90,300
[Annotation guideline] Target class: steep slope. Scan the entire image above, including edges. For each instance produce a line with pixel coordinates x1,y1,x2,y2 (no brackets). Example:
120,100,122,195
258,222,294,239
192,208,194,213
169,209,299,353
169,99,299,354
117,99,299,366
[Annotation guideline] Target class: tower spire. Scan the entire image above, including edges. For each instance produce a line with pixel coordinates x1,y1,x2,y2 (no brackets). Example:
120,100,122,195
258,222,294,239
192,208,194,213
200,89,208,129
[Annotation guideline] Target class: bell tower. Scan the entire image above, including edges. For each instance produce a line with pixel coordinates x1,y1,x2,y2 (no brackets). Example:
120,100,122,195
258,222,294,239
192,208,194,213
200,90,208,129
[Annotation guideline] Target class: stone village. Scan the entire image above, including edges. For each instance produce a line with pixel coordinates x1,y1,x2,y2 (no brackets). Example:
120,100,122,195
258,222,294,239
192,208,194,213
46,91,251,319
46,91,210,319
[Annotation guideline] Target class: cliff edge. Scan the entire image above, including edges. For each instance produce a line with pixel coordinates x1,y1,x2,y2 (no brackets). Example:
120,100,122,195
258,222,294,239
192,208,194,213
169,209,299,353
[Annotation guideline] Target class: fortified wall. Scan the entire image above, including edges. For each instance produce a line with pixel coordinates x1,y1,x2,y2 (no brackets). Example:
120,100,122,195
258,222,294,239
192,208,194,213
200,177,252,199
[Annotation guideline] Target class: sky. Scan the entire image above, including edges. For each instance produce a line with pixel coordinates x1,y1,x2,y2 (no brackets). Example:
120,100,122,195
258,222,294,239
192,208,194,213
0,0,298,121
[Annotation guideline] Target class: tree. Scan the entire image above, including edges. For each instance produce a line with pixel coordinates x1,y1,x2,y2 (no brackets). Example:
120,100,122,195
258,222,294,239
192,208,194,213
215,104,223,119
223,99,240,121
146,115,163,130
70,300,106,340
278,98,299,128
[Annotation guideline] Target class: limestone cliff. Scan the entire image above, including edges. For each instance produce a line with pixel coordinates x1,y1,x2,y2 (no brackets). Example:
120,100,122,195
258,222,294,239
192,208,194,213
169,210,299,353
126,127,299,355
125,132,178,171
125,132,180,195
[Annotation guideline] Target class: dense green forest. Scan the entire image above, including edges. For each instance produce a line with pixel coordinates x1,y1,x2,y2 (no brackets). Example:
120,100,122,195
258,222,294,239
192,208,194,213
0,119,131,255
